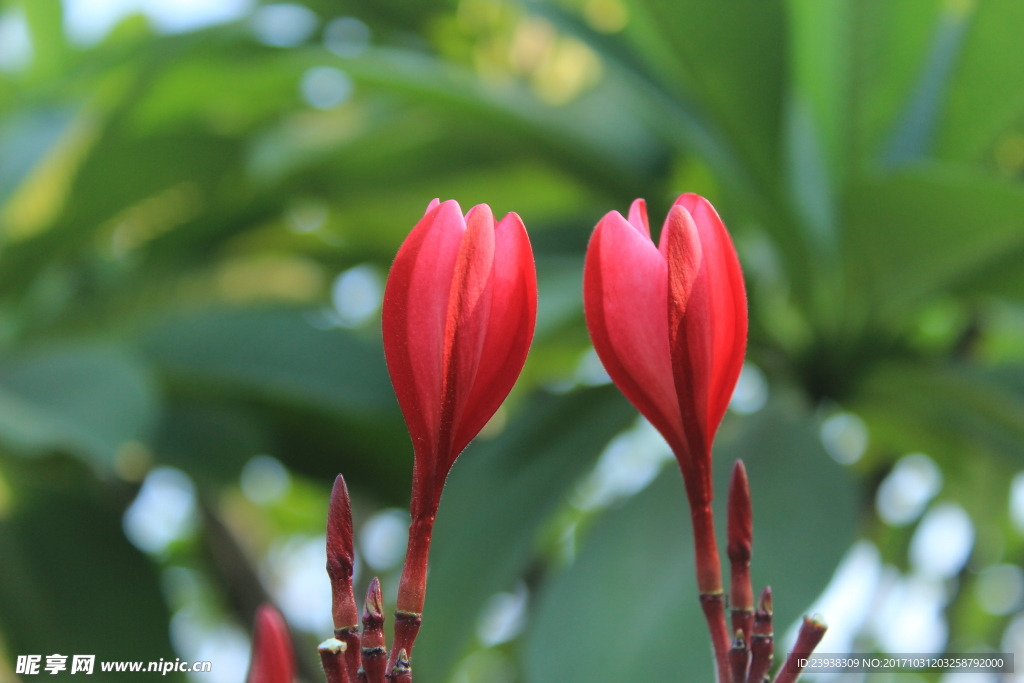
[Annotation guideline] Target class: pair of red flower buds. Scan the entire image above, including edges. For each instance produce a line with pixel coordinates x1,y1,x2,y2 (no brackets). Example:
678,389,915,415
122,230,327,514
248,195,826,683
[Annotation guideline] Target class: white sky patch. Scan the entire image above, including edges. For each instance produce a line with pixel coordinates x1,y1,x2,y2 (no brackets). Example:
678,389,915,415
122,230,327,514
359,508,409,571
871,570,948,653
170,605,249,683
574,346,611,386
63,0,252,45
792,541,882,675
477,583,529,647
0,9,32,72
123,466,197,555
876,453,943,526
820,412,868,465
331,264,383,327
910,502,974,579
729,362,768,414
301,65,353,110
240,455,291,506
572,417,673,511
250,3,317,47
324,16,370,58
264,534,334,634
1010,472,1024,534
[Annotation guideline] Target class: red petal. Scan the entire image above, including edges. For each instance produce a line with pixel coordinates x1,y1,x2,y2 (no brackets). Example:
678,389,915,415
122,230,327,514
673,194,747,443
438,204,496,472
247,605,294,683
451,212,537,460
627,198,650,236
584,210,683,451
382,200,465,458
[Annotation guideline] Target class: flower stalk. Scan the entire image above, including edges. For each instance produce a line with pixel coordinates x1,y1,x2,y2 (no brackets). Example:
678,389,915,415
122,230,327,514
773,616,827,683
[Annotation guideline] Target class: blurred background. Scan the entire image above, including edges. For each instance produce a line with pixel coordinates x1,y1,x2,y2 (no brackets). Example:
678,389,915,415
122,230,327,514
1,0,1023,681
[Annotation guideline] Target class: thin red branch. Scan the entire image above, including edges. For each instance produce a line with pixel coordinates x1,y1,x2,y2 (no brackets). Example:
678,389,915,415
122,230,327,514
746,588,774,683
772,615,827,683
360,579,387,683
729,631,750,683
727,461,754,642
318,639,350,683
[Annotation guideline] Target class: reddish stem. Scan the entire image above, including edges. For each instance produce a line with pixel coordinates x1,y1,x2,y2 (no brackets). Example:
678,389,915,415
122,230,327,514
699,592,732,683
728,461,754,642
360,579,387,683
390,514,433,671
772,615,827,683
318,639,350,683
746,588,774,683
690,496,730,683
729,631,750,683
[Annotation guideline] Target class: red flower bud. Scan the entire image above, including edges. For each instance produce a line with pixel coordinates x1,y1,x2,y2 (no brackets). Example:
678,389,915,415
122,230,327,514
246,605,294,683
583,194,747,499
383,199,537,519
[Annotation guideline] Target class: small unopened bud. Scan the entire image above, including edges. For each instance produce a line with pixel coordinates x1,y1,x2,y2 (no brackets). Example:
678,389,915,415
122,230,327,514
390,649,412,683
318,638,350,683
360,579,387,683
774,615,828,683
729,630,749,683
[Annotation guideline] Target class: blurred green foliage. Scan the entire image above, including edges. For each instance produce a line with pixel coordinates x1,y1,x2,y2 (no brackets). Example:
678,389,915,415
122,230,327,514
1,0,1024,681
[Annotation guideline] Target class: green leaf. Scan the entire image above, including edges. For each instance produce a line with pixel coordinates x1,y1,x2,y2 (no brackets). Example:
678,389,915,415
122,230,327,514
0,460,180,676
139,307,397,417
630,0,786,187
854,361,1024,468
413,386,637,683
524,400,858,682
843,165,1024,320
0,344,159,469
0,107,75,208
936,1,1024,162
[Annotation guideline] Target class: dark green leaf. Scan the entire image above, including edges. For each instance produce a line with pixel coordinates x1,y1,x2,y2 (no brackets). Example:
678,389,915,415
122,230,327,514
524,400,858,681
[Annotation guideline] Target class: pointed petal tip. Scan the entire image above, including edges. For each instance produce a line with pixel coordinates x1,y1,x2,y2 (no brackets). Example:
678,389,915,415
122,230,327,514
425,198,441,214
627,198,650,236
759,586,773,613
364,578,384,618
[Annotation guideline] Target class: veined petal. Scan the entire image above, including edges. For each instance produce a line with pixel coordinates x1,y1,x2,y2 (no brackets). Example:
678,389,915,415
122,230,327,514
584,210,683,450
451,211,536,461
665,204,712,466
673,194,747,442
439,204,496,468
382,199,465,456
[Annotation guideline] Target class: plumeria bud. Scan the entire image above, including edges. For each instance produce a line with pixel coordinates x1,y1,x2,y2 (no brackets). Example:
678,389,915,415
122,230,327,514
584,195,747,592
585,194,746,680
246,605,294,683
360,579,387,683
383,199,537,521
383,199,537,663
584,194,747,496
728,460,754,640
